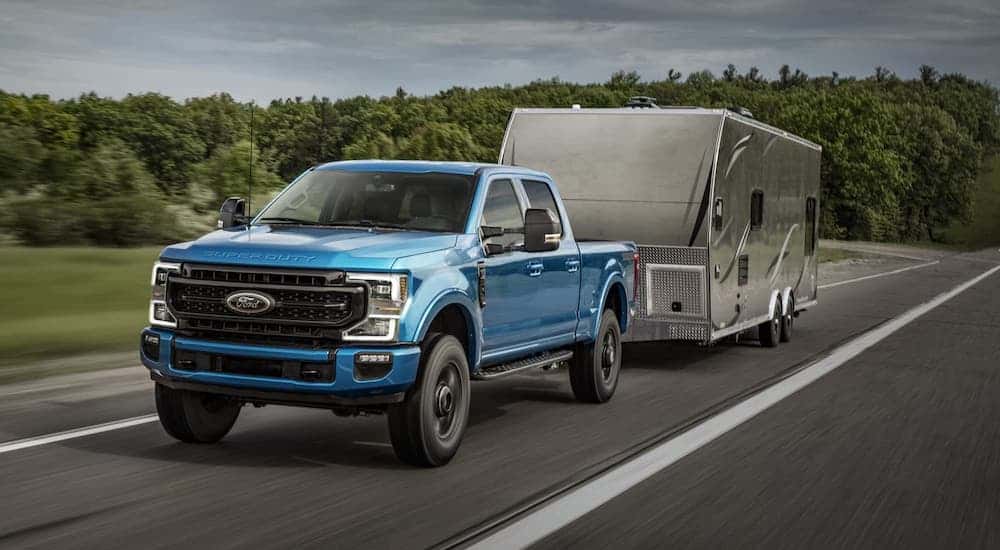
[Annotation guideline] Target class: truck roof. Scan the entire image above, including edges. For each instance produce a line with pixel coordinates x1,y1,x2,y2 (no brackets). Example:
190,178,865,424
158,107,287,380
314,159,548,178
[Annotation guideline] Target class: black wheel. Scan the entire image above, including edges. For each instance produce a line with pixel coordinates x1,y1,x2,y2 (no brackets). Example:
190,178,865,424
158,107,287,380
155,384,241,443
780,294,794,343
387,335,470,467
570,309,622,403
758,301,781,348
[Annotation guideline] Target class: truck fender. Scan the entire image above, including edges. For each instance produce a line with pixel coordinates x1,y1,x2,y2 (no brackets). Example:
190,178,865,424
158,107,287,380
413,291,482,369
590,272,628,340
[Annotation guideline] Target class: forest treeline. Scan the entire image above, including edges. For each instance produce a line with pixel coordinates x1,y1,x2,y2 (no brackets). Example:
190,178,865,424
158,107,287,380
1,64,997,246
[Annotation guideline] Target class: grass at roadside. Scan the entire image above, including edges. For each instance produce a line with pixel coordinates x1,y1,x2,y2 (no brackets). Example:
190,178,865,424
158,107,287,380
0,246,161,367
818,247,869,263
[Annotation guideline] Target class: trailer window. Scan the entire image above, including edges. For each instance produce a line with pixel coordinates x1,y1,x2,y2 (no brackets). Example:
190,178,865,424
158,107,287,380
750,190,764,230
481,179,524,249
522,179,562,234
805,197,817,255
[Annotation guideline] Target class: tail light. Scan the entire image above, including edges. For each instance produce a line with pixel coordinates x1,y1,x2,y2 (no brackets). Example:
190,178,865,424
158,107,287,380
632,251,640,303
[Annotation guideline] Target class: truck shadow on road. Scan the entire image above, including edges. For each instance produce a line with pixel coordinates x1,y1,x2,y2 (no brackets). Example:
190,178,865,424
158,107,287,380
61,341,762,471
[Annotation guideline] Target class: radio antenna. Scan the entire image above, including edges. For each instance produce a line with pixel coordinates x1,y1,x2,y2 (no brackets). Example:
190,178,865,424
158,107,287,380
248,101,255,219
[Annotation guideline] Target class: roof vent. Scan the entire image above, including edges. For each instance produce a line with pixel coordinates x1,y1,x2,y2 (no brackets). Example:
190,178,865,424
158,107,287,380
624,96,659,109
571,104,582,110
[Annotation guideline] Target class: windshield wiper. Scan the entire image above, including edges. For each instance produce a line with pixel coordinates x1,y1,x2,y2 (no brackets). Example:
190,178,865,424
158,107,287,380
329,220,412,231
256,217,321,226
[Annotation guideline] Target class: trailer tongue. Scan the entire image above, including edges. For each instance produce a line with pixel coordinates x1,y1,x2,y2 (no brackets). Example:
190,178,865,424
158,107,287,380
500,106,822,345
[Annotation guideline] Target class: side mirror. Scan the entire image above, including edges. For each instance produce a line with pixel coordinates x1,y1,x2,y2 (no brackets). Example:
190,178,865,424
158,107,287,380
484,242,505,256
480,225,504,240
218,197,248,229
481,226,506,256
524,208,561,252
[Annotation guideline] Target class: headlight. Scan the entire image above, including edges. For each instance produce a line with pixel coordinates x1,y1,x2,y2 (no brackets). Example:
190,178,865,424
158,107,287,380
344,273,408,341
149,261,181,328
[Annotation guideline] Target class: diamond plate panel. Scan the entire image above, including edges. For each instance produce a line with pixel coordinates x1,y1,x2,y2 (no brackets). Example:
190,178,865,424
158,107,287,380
637,246,708,319
647,267,705,317
666,322,711,340
638,245,708,266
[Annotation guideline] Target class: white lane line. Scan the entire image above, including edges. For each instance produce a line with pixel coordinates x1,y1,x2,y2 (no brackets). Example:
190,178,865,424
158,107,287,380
0,415,158,455
471,263,1000,550
819,260,939,290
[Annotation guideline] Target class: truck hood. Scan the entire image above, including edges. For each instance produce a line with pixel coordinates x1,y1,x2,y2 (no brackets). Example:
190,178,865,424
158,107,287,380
160,225,460,271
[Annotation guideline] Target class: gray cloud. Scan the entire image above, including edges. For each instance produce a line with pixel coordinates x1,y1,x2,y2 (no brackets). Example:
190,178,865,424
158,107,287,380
0,0,997,101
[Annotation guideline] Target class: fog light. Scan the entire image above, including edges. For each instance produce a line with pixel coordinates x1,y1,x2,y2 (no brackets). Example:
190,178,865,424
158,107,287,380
141,333,161,361
354,351,393,381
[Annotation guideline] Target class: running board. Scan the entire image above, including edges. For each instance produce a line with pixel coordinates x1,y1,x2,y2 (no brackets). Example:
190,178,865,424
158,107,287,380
473,350,574,380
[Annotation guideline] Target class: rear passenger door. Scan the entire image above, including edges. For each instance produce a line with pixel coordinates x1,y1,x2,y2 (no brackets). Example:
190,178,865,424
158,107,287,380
519,178,580,344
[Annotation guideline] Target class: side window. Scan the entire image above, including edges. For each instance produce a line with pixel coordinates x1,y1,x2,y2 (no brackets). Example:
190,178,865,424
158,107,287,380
482,179,524,249
712,198,725,230
750,190,764,230
522,180,559,216
805,197,817,255
522,179,563,238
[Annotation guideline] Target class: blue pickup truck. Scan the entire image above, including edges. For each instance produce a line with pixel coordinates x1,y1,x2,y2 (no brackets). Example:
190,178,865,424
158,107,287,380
140,160,636,466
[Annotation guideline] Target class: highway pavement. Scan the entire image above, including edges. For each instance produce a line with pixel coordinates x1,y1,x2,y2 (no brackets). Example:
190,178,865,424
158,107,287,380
0,247,997,549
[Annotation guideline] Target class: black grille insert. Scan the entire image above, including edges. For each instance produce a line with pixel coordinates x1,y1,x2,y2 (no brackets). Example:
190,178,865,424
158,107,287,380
167,264,367,343
174,348,335,382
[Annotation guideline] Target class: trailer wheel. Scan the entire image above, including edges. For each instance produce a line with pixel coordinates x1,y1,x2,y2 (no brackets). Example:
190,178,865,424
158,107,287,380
758,302,781,348
155,384,241,443
780,294,794,343
387,334,470,467
570,309,622,403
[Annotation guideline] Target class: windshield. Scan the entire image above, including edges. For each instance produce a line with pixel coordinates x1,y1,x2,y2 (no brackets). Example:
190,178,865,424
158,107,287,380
255,170,475,232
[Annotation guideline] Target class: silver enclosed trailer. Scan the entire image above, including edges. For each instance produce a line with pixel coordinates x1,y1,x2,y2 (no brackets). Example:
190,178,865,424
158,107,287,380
499,107,821,345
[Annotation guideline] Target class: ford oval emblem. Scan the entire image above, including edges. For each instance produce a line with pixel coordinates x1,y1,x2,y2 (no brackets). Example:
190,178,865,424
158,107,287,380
224,291,274,315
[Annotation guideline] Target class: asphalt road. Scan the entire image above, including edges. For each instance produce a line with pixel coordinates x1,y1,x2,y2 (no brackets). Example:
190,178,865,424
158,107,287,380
1,247,997,549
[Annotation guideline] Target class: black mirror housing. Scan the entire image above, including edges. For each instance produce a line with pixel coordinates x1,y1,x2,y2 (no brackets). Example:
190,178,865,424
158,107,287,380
483,242,505,256
480,225,505,240
218,197,248,229
524,208,561,252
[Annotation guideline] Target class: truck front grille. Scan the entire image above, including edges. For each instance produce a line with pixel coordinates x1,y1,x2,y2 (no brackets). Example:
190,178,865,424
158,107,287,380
167,264,367,344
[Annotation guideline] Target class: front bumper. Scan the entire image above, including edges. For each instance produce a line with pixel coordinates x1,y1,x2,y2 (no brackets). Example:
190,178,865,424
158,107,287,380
139,327,421,407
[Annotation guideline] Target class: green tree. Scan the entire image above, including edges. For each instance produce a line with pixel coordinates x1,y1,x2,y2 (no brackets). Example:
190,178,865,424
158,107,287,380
119,93,205,192
190,140,283,212
185,93,248,159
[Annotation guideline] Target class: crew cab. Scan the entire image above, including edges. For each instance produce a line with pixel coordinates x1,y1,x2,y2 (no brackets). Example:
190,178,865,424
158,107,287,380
140,161,636,466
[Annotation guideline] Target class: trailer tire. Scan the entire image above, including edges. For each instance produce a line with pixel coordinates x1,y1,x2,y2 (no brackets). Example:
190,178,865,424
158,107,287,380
154,384,241,443
570,309,622,403
387,334,470,467
758,302,781,348
780,294,794,343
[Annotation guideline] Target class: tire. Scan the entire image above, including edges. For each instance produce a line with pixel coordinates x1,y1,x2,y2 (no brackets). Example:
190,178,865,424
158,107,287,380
570,309,622,403
780,294,794,343
155,384,241,443
387,335,470,467
758,301,781,348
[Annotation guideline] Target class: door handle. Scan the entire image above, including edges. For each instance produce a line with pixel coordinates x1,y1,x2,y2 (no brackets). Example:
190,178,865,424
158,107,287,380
565,259,580,273
526,261,544,277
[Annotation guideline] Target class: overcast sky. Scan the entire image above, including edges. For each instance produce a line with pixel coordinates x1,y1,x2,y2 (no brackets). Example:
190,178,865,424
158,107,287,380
1,0,997,101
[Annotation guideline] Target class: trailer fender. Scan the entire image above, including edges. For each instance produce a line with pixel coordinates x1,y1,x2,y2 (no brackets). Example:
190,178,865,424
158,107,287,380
780,287,794,315
767,289,783,318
